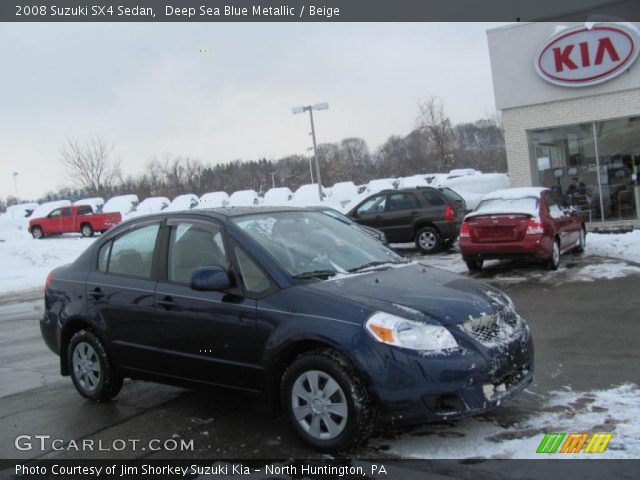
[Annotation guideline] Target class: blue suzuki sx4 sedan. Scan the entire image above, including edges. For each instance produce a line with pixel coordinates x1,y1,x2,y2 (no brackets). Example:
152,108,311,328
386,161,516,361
40,207,533,451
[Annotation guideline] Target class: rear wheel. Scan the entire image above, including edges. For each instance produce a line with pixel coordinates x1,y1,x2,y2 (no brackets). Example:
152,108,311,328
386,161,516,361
545,239,560,270
415,226,441,254
68,330,122,402
31,226,43,239
465,258,483,272
81,223,94,237
281,348,376,451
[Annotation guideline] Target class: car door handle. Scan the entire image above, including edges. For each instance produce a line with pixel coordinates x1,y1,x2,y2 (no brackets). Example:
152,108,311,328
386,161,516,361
88,287,104,299
157,297,176,309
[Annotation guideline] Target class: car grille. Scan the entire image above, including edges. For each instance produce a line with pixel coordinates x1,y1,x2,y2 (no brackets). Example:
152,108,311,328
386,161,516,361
460,308,523,347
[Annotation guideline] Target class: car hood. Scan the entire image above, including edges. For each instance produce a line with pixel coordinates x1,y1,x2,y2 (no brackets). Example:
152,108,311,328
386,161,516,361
306,262,510,326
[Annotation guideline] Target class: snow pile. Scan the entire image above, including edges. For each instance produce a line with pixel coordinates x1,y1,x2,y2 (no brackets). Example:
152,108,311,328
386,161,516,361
131,196,170,216
329,182,359,209
0,230,95,295
587,230,640,265
289,184,326,206
197,192,229,209
365,178,396,195
574,262,640,280
228,190,259,207
103,194,139,216
30,200,71,220
165,194,199,212
377,383,639,459
398,175,429,189
262,187,292,206
6,203,39,220
73,197,104,212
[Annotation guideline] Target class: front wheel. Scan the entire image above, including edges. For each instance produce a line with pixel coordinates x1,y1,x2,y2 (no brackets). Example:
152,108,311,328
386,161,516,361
415,226,441,254
281,349,376,452
68,330,122,402
31,226,43,239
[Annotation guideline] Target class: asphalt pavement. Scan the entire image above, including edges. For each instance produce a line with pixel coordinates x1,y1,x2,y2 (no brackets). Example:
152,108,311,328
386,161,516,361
1,261,639,460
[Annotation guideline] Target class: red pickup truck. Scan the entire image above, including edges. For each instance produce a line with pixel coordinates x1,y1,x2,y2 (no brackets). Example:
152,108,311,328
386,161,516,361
28,205,122,239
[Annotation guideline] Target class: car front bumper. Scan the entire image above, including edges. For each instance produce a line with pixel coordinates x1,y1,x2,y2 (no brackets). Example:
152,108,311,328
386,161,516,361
357,324,534,426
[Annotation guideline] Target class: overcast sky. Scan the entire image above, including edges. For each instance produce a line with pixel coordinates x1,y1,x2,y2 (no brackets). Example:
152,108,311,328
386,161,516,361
0,22,507,199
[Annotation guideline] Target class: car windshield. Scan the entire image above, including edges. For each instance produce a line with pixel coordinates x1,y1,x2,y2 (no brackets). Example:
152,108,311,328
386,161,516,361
232,211,405,278
475,196,539,215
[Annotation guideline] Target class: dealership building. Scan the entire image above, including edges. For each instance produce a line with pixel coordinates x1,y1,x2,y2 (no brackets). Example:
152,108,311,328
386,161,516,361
487,22,640,223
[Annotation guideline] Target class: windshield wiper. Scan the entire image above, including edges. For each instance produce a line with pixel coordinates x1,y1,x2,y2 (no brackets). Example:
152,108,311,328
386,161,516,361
292,270,338,279
348,261,397,273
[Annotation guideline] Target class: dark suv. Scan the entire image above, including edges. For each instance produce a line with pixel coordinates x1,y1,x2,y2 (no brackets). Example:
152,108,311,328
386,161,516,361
347,187,466,253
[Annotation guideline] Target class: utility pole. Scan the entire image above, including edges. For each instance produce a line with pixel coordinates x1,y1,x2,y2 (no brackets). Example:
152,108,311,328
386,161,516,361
12,172,18,198
292,103,329,202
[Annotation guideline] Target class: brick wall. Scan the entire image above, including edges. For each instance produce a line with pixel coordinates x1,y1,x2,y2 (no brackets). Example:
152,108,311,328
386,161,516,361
502,88,640,187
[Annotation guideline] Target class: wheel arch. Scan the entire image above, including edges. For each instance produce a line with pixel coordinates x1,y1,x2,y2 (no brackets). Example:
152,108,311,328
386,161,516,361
59,317,98,376
265,338,378,417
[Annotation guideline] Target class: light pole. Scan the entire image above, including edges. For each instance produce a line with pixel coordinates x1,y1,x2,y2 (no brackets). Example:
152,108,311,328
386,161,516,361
12,172,18,198
292,102,329,201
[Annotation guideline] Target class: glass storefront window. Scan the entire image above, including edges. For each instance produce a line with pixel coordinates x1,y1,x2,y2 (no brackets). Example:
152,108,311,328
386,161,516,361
528,116,640,222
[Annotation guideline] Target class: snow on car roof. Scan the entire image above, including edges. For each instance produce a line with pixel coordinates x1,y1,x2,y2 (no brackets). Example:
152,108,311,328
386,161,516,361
481,187,548,201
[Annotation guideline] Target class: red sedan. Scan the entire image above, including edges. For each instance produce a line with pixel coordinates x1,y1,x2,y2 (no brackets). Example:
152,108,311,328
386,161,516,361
459,187,585,272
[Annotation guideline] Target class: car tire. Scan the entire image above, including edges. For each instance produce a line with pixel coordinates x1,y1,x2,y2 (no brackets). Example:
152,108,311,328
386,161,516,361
81,223,94,238
465,258,483,272
545,239,561,271
573,227,586,254
68,329,123,402
31,226,43,239
281,348,376,452
415,226,441,254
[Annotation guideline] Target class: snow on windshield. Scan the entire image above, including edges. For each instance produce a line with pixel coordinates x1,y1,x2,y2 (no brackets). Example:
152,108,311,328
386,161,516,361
233,211,402,277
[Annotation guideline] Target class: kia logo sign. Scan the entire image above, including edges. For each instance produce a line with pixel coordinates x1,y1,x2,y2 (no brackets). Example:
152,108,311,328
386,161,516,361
535,24,639,87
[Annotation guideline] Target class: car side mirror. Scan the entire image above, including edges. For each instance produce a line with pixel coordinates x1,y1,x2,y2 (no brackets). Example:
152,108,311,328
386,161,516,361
190,266,231,291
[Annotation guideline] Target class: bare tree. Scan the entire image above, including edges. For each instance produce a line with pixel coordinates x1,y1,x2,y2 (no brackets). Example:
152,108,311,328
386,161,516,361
60,137,121,196
417,97,455,172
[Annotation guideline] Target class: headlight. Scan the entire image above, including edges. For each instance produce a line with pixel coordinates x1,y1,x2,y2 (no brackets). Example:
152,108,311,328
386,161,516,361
365,312,458,352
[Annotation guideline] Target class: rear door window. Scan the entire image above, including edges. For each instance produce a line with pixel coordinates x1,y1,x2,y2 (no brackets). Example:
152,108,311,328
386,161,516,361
422,190,445,206
386,193,420,211
107,224,160,278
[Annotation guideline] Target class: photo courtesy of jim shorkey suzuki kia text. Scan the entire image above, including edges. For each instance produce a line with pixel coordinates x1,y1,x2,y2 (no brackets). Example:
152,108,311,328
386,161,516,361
15,463,379,477
1,1,640,479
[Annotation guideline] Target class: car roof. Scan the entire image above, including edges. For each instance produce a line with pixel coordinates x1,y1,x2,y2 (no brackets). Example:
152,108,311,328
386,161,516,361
126,206,310,221
376,186,438,194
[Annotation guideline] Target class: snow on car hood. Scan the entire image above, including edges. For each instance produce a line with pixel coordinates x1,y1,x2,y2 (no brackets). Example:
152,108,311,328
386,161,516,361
306,263,511,326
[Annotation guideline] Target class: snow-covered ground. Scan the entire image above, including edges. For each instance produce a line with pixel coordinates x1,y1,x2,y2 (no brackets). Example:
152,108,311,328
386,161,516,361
0,230,95,295
374,383,639,459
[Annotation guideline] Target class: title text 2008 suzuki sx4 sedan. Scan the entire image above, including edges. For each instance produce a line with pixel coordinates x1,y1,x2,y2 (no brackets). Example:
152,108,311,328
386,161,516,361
41,207,533,451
